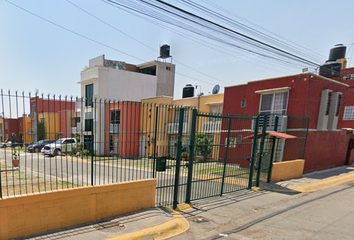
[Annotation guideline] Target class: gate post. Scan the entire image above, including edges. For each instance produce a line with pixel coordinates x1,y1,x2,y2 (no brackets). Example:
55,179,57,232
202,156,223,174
152,106,159,178
185,109,197,204
220,118,232,196
256,115,268,187
248,115,260,189
173,108,184,210
267,116,279,183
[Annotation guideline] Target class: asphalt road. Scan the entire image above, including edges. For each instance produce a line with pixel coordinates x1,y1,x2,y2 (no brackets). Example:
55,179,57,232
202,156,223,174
0,148,251,207
173,180,354,240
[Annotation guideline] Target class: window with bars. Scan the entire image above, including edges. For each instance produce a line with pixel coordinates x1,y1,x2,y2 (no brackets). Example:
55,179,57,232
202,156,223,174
343,106,354,120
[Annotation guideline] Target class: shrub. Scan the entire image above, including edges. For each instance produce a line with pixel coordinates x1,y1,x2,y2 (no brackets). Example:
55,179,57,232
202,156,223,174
83,149,90,156
195,133,213,161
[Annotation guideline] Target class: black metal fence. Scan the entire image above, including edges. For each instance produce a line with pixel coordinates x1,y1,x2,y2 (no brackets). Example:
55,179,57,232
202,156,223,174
0,90,309,209
0,90,192,199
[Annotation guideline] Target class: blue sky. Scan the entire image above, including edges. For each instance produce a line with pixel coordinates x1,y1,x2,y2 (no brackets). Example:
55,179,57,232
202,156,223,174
1,0,354,99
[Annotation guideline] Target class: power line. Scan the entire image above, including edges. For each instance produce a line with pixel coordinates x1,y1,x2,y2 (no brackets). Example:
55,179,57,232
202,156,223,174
102,0,322,69
4,0,221,87
65,0,232,85
142,0,321,67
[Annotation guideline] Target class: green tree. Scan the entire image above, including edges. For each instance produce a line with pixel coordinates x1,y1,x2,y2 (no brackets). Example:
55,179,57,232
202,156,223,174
195,133,212,162
11,133,16,142
37,121,45,141
18,131,23,144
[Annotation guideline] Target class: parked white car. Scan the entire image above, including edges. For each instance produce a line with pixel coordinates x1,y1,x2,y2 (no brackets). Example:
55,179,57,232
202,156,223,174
0,141,13,148
42,138,77,156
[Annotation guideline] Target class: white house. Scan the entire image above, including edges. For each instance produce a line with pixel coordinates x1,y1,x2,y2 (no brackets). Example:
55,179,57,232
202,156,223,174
76,54,176,155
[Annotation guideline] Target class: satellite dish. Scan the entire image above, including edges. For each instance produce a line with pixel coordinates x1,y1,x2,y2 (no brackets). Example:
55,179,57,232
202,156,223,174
212,84,220,94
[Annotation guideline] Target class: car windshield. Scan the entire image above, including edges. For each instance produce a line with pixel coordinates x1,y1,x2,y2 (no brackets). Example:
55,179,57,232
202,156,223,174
55,139,64,144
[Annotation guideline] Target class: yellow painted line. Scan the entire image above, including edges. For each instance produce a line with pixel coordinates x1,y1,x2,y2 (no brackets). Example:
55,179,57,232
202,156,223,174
175,203,193,212
294,173,354,193
107,212,189,240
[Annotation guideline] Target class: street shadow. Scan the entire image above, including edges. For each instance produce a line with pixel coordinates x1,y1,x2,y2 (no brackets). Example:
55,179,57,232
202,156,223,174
181,189,267,218
259,182,302,195
15,207,171,240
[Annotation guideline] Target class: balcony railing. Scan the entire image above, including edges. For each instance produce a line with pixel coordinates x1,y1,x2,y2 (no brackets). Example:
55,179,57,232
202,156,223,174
167,123,188,133
202,120,222,133
109,123,120,133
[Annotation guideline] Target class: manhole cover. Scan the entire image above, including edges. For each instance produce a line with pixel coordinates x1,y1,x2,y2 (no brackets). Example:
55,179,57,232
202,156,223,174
190,216,210,224
93,220,125,233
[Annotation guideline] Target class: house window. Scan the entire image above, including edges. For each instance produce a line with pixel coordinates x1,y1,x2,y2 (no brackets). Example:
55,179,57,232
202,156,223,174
259,92,288,116
209,104,223,122
344,106,354,120
325,92,332,116
111,110,121,124
139,66,156,76
85,119,93,131
241,99,246,108
174,109,189,123
85,84,94,107
336,94,342,117
5,122,7,130
166,66,171,71
32,104,36,112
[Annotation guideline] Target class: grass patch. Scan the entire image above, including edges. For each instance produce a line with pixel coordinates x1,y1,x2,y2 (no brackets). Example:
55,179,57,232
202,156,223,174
1,181,81,197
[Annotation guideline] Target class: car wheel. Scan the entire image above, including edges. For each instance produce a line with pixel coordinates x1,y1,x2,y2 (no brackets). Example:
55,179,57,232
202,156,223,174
54,149,61,156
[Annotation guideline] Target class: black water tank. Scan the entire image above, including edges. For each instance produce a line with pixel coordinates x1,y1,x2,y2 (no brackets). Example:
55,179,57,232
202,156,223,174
160,44,170,58
319,61,342,78
328,44,347,61
182,84,194,98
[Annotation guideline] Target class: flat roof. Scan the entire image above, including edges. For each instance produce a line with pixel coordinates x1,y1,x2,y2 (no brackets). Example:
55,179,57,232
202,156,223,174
226,72,349,88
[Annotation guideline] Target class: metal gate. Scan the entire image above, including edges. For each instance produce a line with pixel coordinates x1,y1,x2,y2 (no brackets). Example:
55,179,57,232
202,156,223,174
154,108,263,209
154,108,309,209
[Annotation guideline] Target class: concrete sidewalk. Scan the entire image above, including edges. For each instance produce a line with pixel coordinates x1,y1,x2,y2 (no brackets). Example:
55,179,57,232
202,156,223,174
14,164,354,240
15,207,188,240
259,164,354,194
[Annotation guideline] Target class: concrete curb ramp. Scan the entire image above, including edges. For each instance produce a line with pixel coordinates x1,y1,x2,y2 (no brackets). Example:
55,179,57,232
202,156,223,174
106,210,189,240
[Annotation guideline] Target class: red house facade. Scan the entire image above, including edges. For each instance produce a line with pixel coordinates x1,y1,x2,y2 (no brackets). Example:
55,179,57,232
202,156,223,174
222,72,354,173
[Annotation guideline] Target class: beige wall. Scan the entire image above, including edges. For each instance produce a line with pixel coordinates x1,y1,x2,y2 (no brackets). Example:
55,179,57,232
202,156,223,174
271,159,305,182
0,179,156,239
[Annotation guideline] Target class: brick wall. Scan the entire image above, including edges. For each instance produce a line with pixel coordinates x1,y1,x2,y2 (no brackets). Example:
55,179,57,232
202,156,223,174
0,179,156,239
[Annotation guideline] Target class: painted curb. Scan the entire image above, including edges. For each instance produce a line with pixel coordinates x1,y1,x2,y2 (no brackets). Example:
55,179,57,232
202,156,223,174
294,173,354,192
106,209,189,240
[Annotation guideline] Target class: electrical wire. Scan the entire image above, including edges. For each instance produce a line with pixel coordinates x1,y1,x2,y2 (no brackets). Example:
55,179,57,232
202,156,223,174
3,0,222,87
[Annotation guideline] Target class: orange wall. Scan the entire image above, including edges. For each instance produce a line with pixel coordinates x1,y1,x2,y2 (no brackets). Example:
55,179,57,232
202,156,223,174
0,179,156,240
105,102,141,157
